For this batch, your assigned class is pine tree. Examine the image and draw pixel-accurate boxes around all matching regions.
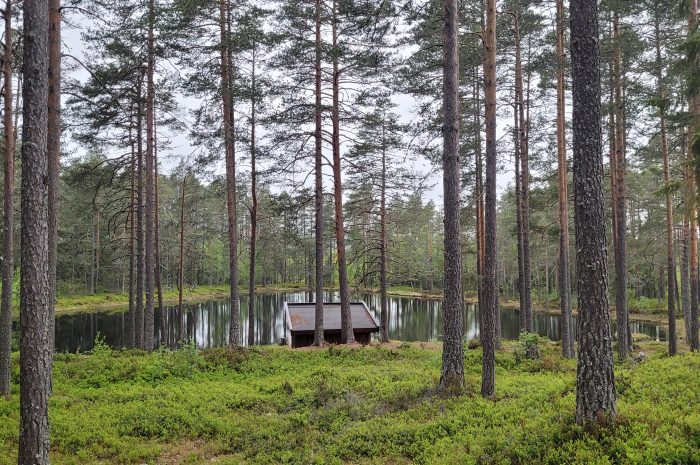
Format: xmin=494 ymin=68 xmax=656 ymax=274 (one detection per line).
xmin=556 ymin=0 xmax=574 ymax=359
xmin=570 ymin=0 xmax=616 ymax=424
xmin=610 ymin=6 xmax=630 ymax=360
xmin=652 ymin=0 xmax=677 ymax=355
xmin=440 ymin=0 xmax=464 ymax=389
xmin=482 ymin=0 xmax=498 ymax=398
xmin=347 ymin=95 xmax=411 ymax=344
xmin=0 ymin=0 xmax=15 ymax=397
xmin=688 ymin=0 xmax=700 ymax=351
xmin=19 ymin=0 xmax=52 ymax=461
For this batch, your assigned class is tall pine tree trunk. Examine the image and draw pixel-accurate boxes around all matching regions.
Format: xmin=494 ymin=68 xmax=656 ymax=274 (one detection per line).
xmin=689 ymin=0 xmax=700 ymax=351
xmin=682 ymin=218 xmax=692 ymax=341
xmin=612 ymin=11 xmax=629 ymax=359
xmin=178 ymin=175 xmax=186 ymax=339
xmin=654 ymin=4 xmax=677 ymax=355
xmin=0 ymin=0 xmax=14 ymax=396
xmin=514 ymin=5 xmax=532 ymax=331
xmin=379 ymin=117 xmax=389 ymax=343
xmin=608 ymin=64 xmax=618 ymax=271
xmin=440 ymin=0 xmax=464 ymax=390
xmin=690 ymin=186 xmax=699 ymax=350
xmin=330 ymin=0 xmax=354 ymax=344
xmin=313 ymin=0 xmax=324 ymax=346
xmin=144 ymin=0 xmax=156 ymax=351
xmin=128 ymin=134 xmax=136 ymax=348
xmin=556 ymin=0 xmax=574 ymax=359
xmin=91 ymin=203 xmax=100 ymax=294
xmin=570 ymin=0 xmax=616 ymax=424
xmin=18 ymin=0 xmax=52 ymax=460
xmin=135 ymin=91 xmax=145 ymax=349
xmin=514 ymin=94 xmax=525 ymax=327
xmin=220 ymin=0 xmax=240 ymax=346
xmin=482 ymin=0 xmax=498 ymax=398
xmin=475 ymin=67 xmax=484 ymax=344
xmin=48 ymin=0 xmax=60 ymax=356
xmin=248 ymin=51 xmax=258 ymax=346
xmin=154 ymin=112 xmax=165 ymax=345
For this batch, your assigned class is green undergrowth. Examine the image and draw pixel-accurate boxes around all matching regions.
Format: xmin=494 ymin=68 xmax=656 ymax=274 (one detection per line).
xmin=0 ymin=340 xmax=698 ymax=464
xmin=628 ymin=296 xmax=666 ymax=315
xmin=48 ymin=283 xmax=311 ymax=316
xmin=54 ymin=284 xmax=231 ymax=311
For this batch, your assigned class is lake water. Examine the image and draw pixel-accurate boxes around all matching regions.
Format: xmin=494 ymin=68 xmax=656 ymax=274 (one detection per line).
xmin=52 ymin=291 xmax=666 ymax=352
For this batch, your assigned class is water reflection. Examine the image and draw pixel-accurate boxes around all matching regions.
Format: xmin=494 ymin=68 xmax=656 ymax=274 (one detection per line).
xmin=52 ymin=291 xmax=666 ymax=352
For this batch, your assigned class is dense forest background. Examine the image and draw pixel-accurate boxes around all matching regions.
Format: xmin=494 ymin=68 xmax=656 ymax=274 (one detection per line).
xmin=33 ymin=0 xmax=683 ymax=309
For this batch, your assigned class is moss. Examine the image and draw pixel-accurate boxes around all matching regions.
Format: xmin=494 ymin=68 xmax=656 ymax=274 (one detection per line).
xmin=0 ymin=341 xmax=698 ymax=464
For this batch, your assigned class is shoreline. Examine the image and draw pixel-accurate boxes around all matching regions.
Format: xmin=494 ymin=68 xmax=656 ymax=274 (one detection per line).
xmin=49 ymin=285 xmax=675 ymax=329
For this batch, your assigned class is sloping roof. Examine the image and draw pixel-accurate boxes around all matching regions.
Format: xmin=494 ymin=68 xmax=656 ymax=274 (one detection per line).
xmin=285 ymin=302 xmax=379 ymax=333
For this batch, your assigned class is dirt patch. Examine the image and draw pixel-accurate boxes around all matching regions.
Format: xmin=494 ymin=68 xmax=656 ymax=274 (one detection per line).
xmin=156 ymin=439 xmax=209 ymax=464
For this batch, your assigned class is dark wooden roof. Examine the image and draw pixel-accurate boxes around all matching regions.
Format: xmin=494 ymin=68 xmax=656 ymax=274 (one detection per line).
xmin=285 ymin=302 xmax=379 ymax=334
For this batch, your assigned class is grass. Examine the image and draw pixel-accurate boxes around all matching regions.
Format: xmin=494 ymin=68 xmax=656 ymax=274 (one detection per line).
xmin=0 ymin=339 xmax=698 ymax=464
xmin=628 ymin=296 xmax=666 ymax=315
xmin=47 ymin=283 xmax=312 ymax=316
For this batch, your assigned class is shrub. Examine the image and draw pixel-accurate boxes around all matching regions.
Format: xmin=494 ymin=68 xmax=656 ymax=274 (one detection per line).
xmin=516 ymin=331 xmax=543 ymax=361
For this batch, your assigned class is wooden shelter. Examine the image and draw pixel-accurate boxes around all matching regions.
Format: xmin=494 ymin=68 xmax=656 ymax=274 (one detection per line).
xmin=284 ymin=302 xmax=379 ymax=348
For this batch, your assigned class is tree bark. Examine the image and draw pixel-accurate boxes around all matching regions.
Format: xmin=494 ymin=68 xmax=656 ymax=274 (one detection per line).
xmin=330 ymin=0 xmax=354 ymax=344
xmin=0 ymin=0 xmax=14 ymax=396
xmin=439 ymin=0 xmax=464 ymax=389
xmin=313 ymin=0 xmax=324 ymax=346
xmin=654 ymin=4 xmax=677 ymax=355
xmin=12 ymin=71 xmax=19 ymax=140
xmin=514 ymin=5 xmax=532 ymax=332
xmin=178 ymin=175 xmax=186 ymax=340
xmin=379 ymin=115 xmax=389 ymax=343
xmin=690 ymin=191 xmax=699 ymax=350
xmin=135 ymin=88 xmax=145 ymax=350
xmin=128 ymin=133 xmax=136 ymax=348
xmin=682 ymin=218 xmax=692 ymax=341
xmin=154 ymin=109 xmax=164 ymax=345
xmin=612 ymin=11 xmax=629 ymax=360
xmin=48 ymin=0 xmax=60 ymax=358
xmin=570 ymin=0 xmax=616 ymax=424
xmin=19 ymin=0 xmax=52 ymax=461
xmin=91 ymin=204 xmax=100 ymax=293
xmin=482 ymin=0 xmax=498 ymax=398
xmin=689 ymin=0 xmax=700 ymax=352
xmin=473 ymin=58 xmax=497 ymax=347
xmin=220 ymin=0 xmax=240 ymax=346
xmin=514 ymin=92 xmax=525 ymax=329
xmin=475 ymin=67 xmax=484 ymax=344
xmin=556 ymin=0 xmax=574 ymax=359
xmin=514 ymin=20 xmax=524 ymax=329
xmin=143 ymin=0 xmax=156 ymax=351
xmin=248 ymin=49 xmax=258 ymax=346
xmin=608 ymin=64 xmax=618 ymax=268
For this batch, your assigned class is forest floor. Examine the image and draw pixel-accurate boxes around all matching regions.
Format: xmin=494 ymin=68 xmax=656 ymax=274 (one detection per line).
xmin=0 ymin=339 xmax=698 ymax=464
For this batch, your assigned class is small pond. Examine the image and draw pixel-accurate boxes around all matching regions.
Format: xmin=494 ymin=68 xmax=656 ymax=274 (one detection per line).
xmin=51 ymin=291 xmax=666 ymax=352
